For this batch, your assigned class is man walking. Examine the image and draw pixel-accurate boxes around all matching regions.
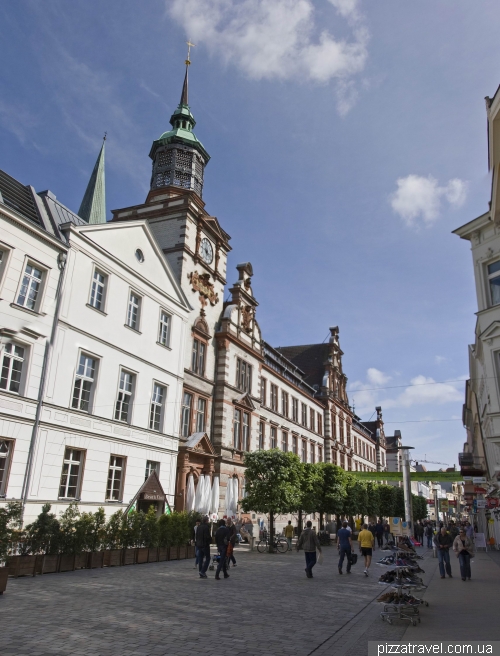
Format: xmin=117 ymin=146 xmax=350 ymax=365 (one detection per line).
xmin=196 ymin=516 xmax=211 ymax=579
xmin=284 ymin=520 xmax=294 ymax=551
xmin=425 ymin=523 xmax=434 ymax=548
xmin=193 ymin=519 xmax=201 ymax=569
xmin=296 ymin=520 xmax=321 ymax=578
xmin=337 ymin=521 xmax=352 ymax=574
xmin=214 ymin=519 xmax=230 ymax=580
xmin=374 ymin=520 xmax=384 ymax=548
xmin=226 ymin=517 xmax=237 ymax=567
xmin=434 ymin=526 xmax=453 ymax=579
xmin=358 ymin=523 xmax=374 ymax=576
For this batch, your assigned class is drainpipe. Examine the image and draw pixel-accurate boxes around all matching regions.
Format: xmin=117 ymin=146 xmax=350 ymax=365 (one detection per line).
xmin=20 ymin=250 xmax=67 ymax=525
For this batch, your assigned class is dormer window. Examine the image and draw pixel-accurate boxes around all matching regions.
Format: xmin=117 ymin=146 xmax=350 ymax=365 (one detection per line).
xmin=488 ymin=261 xmax=500 ymax=306
xmin=182 ymin=121 xmax=186 ymax=129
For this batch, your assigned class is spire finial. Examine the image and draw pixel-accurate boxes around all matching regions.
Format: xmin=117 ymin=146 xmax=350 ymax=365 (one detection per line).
xmin=180 ymin=41 xmax=195 ymax=106
xmin=103 ymin=131 xmax=107 ymax=141
xmin=185 ymin=39 xmax=196 ymax=66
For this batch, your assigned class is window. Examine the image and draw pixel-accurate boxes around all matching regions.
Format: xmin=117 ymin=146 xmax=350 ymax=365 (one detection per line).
xmin=488 ymin=260 xmax=500 ymax=305
xmin=149 ymin=384 xmax=165 ymax=431
xmin=233 ymin=409 xmax=241 ymax=449
xmin=191 ymin=339 xmax=206 ymax=376
xmin=270 ymin=385 xmax=278 ymax=411
xmin=340 ymin=453 xmax=345 ymax=469
xmin=181 ymin=392 xmax=193 ymax=437
xmin=292 ymin=398 xmax=298 ymax=422
xmin=281 ymin=431 xmax=288 ymax=452
xmin=311 ymin=443 xmax=316 ymax=463
xmin=72 ymin=354 xmax=96 ymax=412
xmin=281 ymin=391 xmax=289 ymax=417
xmin=1 ymin=343 xmax=25 ymax=393
xmin=115 ymin=370 xmax=134 ymax=423
xmin=158 ymin=311 xmax=171 ymax=346
xmin=236 ymin=358 xmax=252 ymax=393
xmin=301 ymin=403 xmax=307 ymax=426
xmin=347 ymin=429 xmax=351 ymax=448
xmin=270 ymin=426 xmax=277 ymax=449
xmin=301 ymin=440 xmax=307 ymax=463
xmin=292 ymin=435 xmax=298 ymax=455
xmin=59 ymin=448 xmax=85 ymax=499
xmin=0 ymin=439 xmax=14 ymax=495
xmin=195 ymin=397 xmax=206 ymax=433
xmin=310 ymin=408 xmax=315 ymax=432
xmin=354 ymin=436 xmax=358 ymax=454
xmin=347 ymin=456 xmax=352 ymax=471
xmin=332 ymin=449 xmax=338 ymax=465
xmin=17 ymin=262 xmax=43 ymax=310
xmin=318 ymin=445 xmax=323 ymax=462
xmin=106 ymin=455 xmax=125 ymax=501
xmin=260 ymin=378 xmax=267 ymax=405
xmin=145 ymin=460 xmax=160 ymax=481
xmin=317 ymin=413 xmax=323 ymax=435
xmin=89 ymin=270 xmax=106 ymax=311
xmin=339 ymin=420 xmax=345 ymax=444
xmin=126 ymin=292 xmax=141 ymax=330
xmin=258 ymin=422 xmax=265 ymax=450
xmin=242 ymin=413 xmax=250 ymax=451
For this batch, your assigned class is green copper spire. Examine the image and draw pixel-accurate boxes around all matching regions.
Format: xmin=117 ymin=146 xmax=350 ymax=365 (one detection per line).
xmin=78 ymin=136 xmax=106 ymax=224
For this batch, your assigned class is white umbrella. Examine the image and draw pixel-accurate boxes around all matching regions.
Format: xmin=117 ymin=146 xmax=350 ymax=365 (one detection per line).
xmin=201 ymin=475 xmax=212 ymax=515
xmin=194 ymin=474 xmax=204 ymax=512
xmin=210 ymin=476 xmax=220 ymax=518
xmin=231 ymin=478 xmax=239 ymax=516
xmin=186 ymin=474 xmax=195 ymax=512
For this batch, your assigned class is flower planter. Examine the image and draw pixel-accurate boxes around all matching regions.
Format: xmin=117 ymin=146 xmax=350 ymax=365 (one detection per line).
xmin=178 ymin=545 xmax=187 ymax=560
xmin=158 ymin=547 xmax=168 ymax=562
xmin=0 ymin=567 xmax=8 ymax=594
xmin=168 ymin=546 xmax=178 ymax=560
xmin=89 ymin=551 xmax=104 ymax=569
xmin=58 ymin=554 xmax=76 ymax=572
xmin=74 ymin=553 xmax=88 ymax=570
xmin=108 ymin=549 xmax=122 ymax=567
xmin=122 ymin=548 xmax=136 ymax=565
xmin=187 ymin=545 xmax=195 ymax=559
xmin=148 ymin=548 xmax=158 ymax=563
xmin=6 ymin=555 xmax=37 ymax=578
xmin=136 ymin=547 xmax=149 ymax=564
xmin=42 ymin=555 xmax=59 ymax=574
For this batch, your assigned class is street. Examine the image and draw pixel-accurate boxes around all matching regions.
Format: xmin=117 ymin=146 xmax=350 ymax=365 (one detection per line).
xmin=2 ymin=545 xmax=500 ymax=656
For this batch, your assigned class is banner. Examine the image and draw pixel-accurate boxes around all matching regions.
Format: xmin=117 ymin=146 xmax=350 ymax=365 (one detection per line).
xmin=389 ymin=517 xmax=402 ymax=535
xmin=440 ymin=499 xmax=449 ymax=511
xmin=353 ymin=471 xmax=463 ymax=482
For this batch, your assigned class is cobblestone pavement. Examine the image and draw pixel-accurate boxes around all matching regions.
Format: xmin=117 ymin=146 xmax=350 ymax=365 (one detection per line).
xmin=0 ymin=545 xmax=452 ymax=656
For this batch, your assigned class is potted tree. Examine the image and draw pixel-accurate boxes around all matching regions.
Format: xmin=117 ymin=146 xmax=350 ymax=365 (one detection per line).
xmin=0 ymin=502 xmax=23 ymax=592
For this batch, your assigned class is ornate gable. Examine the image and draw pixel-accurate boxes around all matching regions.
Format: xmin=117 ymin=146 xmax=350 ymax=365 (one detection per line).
xmin=183 ymin=431 xmax=217 ymax=456
xmin=233 ymin=392 xmax=256 ymax=410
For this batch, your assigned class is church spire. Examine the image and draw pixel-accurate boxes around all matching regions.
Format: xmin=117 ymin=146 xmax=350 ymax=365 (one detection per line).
xmin=78 ymin=135 xmax=106 ymax=224
xmin=180 ymin=67 xmax=189 ymax=106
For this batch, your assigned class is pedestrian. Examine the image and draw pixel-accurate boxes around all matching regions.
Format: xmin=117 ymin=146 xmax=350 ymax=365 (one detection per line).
xmin=296 ymin=520 xmax=321 ymax=578
xmin=425 ymin=523 xmax=434 ymax=549
xmin=226 ymin=517 xmax=237 ymax=567
xmin=449 ymin=521 xmax=459 ymax=540
xmin=383 ymin=521 xmax=391 ymax=544
xmin=284 ymin=520 xmax=294 ymax=552
xmin=374 ymin=520 xmax=384 ymax=548
xmin=196 ymin=516 xmax=212 ymax=579
xmin=193 ymin=519 xmax=201 ymax=569
xmin=214 ymin=519 xmax=230 ymax=580
xmin=453 ymin=528 xmax=475 ymax=581
xmin=358 ymin=523 xmax=374 ymax=576
xmin=337 ymin=521 xmax=352 ymax=575
xmin=465 ymin=521 xmax=474 ymax=540
xmin=434 ymin=526 xmax=453 ymax=579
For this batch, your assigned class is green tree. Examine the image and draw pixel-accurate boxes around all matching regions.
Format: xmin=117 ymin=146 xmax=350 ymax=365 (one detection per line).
xmin=393 ymin=486 xmax=405 ymax=519
xmin=0 ymin=501 xmax=23 ymax=562
xmin=378 ymin=485 xmax=396 ymax=519
xmin=143 ymin=506 xmax=159 ymax=548
xmin=365 ymin=482 xmax=380 ymax=519
xmin=412 ymin=495 xmax=428 ymax=521
xmin=343 ymin=476 xmax=367 ymax=522
xmin=25 ymin=503 xmax=60 ymax=555
xmin=242 ymin=449 xmax=302 ymax=552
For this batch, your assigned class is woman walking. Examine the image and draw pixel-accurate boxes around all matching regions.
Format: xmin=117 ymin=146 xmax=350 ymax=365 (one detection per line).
xmin=453 ymin=528 xmax=475 ymax=581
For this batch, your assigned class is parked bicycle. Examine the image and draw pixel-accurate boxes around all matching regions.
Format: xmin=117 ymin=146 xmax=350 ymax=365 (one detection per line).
xmin=257 ymin=536 xmax=288 ymax=553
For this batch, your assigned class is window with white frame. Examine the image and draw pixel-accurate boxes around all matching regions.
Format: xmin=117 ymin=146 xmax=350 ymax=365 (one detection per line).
xmin=310 ymin=408 xmax=315 ymax=432
xmin=89 ymin=269 xmax=107 ymax=311
xmin=281 ymin=391 xmax=289 ymax=417
xmin=191 ymin=338 xmax=206 ymax=376
xmin=149 ymin=383 xmax=165 ymax=431
xmin=311 ymin=443 xmax=316 ymax=463
xmin=0 ymin=247 xmax=10 ymax=287
xmin=115 ymin=370 xmax=134 ymax=423
xmin=106 ymin=455 xmax=126 ymax=501
xmin=301 ymin=403 xmax=307 ymax=427
xmin=233 ymin=408 xmax=241 ymax=449
xmin=292 ymin=398 xmax=298 ymax=422
xmin=270 ymin=426 xmax=277 ymax=449
xmin=281 ymin=431 xmax=288 ymax=452
xmin=242 ymin=412 xmax=250 ymax=451
xmin=236 ymin=358 xmax=252 ymax=393
xmin=59 ymin=448 xmax=85 ymax=499
xmin=181 ymin=392 xmax=193 ymax=437
xmin=126 ymin=291 xmax=141 ymax=330
xmin=317 ymin=412 xmax=323 ymax=435
xmin=301 ymin=440 xmax=307 ymax=463
xmin=195 ymin=397 xmax=206 ymax=433
xmin=0 ymin=439 xmax=14 ymax=495
xmin=0 ymin=343 xmax=25 ymax=394
xmin=270 ymin=384 xmax=278 ymax=411
xmin=292 ymin=435 xmax=298 ymax=455
xmin=258 ymin=421 xmax=265 ymax=450
xmin=145 ymin=460 xmax=160 ymax=481
xmin=318 ymin=445 xmax=323 ymax=462
xmin=17 ymin=262 xmax=43 ymax=311
xmin=72 ymin=354 xmax=97 ymax=412
xmin=260 ymin=378 xmax=267 ymax=405
xmin=158 ymin=311 xmax=171 ymax=346
xmin=488 ymin=261 xmax=500 ymax=306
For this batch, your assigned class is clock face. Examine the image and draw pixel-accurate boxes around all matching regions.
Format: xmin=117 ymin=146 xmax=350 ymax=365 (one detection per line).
xmin=200 ymin=237 xmax=213 ymax=264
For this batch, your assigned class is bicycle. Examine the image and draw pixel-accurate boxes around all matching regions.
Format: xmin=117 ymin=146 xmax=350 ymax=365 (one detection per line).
xmin=257 ymin=537 xmax=288 ymax=553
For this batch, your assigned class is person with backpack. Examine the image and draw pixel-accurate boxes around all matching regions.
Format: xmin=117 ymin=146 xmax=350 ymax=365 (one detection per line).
xmin=296 ymin=520 xmax=322 ymax=578
xmin=214 ymin=519 xmax=230 ymax=580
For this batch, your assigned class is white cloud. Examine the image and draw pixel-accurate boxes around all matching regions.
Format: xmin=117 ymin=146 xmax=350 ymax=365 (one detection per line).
xmin=435 ymin=355 xmax=446 ymax=364
xmin=366 ymin=367 xmax=391 ymax=386
xmin=386 ymin=375 xmax=462 ymax=408
xmin=390 ymin=174 xmax=468 ymax=227
xmin=168 ymin=0 xmax=369 ymax=114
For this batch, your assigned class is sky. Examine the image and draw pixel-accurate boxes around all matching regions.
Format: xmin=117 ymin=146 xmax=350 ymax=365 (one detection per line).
xmin=1 ymin=0 xmax=499 ymax=467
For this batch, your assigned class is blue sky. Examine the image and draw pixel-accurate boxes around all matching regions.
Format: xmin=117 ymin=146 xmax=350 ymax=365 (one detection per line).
xmin=1 ymin=0 xmax=499 ymax=467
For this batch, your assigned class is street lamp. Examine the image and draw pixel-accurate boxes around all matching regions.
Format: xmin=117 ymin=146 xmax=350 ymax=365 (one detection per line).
xmin=395 ymin=445 xmax=415 ymax=529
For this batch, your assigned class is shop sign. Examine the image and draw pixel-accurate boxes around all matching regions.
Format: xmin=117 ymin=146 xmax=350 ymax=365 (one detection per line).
xmin=448 ymin=499 xmax=457 ymax=506
xmin=474 ymin=486 xmax=487 ymax=494
xmin=474 ymin=499 xmax=486 ymax=509
xmin=390 ymin=517 xmax=402 ymax=535
xmin=473 ymin=477 xmax=487 ymax=484
xmin=143 ymin=493 xmax=166 ymax=501
xmin=426 ymin=499 xmax=434 ymax=505
xmin=486 ymin=498 xmax=500 ymax=509
xmin=440 ymin=500 xmax=449 ymax=511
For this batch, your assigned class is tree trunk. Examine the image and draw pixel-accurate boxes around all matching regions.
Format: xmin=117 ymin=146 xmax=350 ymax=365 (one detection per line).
xmin=319 ymin=512 xmax=324 ymax=531
xmin=298 ymin=509 xmax=303 ymax=535
xmin=268 ymin=511 xmax=274 ymax=554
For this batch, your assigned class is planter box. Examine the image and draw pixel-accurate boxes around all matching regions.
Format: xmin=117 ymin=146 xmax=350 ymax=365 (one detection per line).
xmin=108 ymin=549 xmax=122 ymax=567
xmin=122 ymin=548 xmax=136 ymax=565
xmin=0 ymin=567 xmax=8 ymax=594
xmin=158 ymin=547 xmax=168 ymax=562
xmin=58 ymin=554 xmax=76 ymax=572
xmin=178 ymin=545 xmax=187 ymax=560
xmin=148 ymin=548 xmax=158 ymax=563
xmin=6 ymin=555 xmax=37 ymax=578
xmin=136 ymin=548 xmax=148 ymax=564
xmin=187 ymin=545 xmax=195 ymax=559
xmin=75 ymin=553 xmax=88 ymax=570
xmin=168 ymin=546 xmax=178 ymax=560
xmin=34 ymin=555 xmax=45 ymax=575
xmin=42 ymin=555 xmax=59 ymax=574
xmin=89 ymin=551 xmax=104 ymax=569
